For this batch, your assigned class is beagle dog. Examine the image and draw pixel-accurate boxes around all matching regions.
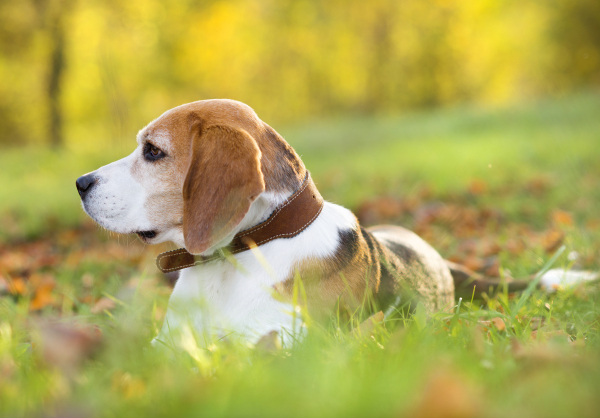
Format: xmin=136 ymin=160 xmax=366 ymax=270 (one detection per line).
xmin=75 ymin=99 xmax=514 ymax=347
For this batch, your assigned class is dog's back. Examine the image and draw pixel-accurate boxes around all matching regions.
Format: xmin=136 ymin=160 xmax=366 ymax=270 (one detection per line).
xmin=369 ymin=225 xmax=454 ymax=314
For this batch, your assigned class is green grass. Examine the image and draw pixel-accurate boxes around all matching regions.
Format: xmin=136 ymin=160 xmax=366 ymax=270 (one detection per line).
xmin=2 ymin=92 xmax=599 ymax=240
xmin=285 ymin=92 xmax=600 ymax=222
xmin=1 ymin=93 xmax=600 ymax=417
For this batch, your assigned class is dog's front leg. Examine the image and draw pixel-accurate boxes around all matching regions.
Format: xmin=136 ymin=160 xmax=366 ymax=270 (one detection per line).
xmin=152 ymin=298 xmax=210 ymax=351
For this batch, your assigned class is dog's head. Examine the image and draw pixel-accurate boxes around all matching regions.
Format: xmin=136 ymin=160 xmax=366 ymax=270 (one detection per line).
xmin=76 ymin=99 xmax=305 ymax=255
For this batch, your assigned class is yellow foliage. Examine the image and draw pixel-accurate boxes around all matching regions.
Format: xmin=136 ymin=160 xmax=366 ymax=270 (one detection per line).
xmin=0 ymin=0 xmax=598 ymax=145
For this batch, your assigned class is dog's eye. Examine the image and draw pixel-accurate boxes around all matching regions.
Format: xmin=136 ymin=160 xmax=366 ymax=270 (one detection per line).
xmin=144 ymin=143 xmax=165 ymax=161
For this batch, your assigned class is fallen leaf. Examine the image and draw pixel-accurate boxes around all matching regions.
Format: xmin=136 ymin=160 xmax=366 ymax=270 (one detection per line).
xmin=29 ymin=274 xmax=57 ymax=311
xmin=462 ymin=256 xmax=484 ymax=272
xmin=81 ymin=273 xmax=94 ymax=288
xmin=35 ymin=321 xmax=102 ymax=375
xmin=7 ymin=277 xmax=27 ymax=295
xmin=410 ymin=368 xmax=481 ymax=418
xmin=585 ymin=219 xmax=600 ymax=230
xmin=478 ymin=317 xmax=505 ymax=332
xmin=468 ymin=179 xmax=488 ymax=195
xmin=352 ymin=311 xmax=385 ymax=337
xmin=91 ymin=297 xmax=116 ymax=314
xmin=541 ymin=230 xmax=564 ymax=253
xmin=483 ymin=258 xmax=500 ymax=277
xmin=356 ymin=197 xmax=404 ymax=224
xmin=552 ymin=210 xmax=574 ymax=227
xmin=505 ymin=238 xmax=526 ymax=255
xmin=526 ymin=176 xmax=552 ymax=196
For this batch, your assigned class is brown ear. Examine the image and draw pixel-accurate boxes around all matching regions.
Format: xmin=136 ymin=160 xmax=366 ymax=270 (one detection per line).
xmin=183 ymin=125 xmax=265 ymax=254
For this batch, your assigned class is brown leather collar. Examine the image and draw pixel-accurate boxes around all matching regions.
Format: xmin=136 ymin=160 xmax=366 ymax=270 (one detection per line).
xmin=156 ymin=172 xmax=324 ymax=273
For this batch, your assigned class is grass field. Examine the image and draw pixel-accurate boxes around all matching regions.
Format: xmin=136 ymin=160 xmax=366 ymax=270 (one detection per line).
xmin=1 ymin=93 xmax=600 ymax=417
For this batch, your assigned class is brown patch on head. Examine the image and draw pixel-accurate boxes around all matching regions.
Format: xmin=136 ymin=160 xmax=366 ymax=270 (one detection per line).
xmin=146 ymin=99 xmax=306 ymax=194
xmin=127 ymin=99 xmax=307 ymax=249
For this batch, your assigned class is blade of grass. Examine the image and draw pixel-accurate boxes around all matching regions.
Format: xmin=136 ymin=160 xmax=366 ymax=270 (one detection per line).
xmin=513 ymin=245 xmax=566 ymax=317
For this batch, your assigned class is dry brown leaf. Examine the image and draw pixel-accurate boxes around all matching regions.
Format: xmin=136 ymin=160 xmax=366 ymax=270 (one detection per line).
xmin=81 ymin=273 xmax=94 ymax=288
xmin=541 ymin=230 xmax=565 ymax=253
xmin=29 ymin=274 xmax=57 ymax=311
xmin=483 ymin=258 xmax=500 ymax=277
xmin=91 ymin=297 xmax=116 ymax=314
xmin=480 ymin=239 xmax=501 ymax=257
xmin=490 ymin=317 xmax=505 ymax=331
xmin=462 ymin=256 xmax=484 ymax=272
xmin=0 ymin=251 xmax=29 ymax=272
xmin=468 ymin=179 xmax=488 ymax=195
xmin=7 ymin=277 xmax=27 ymax=295
xmin=410 ymin=368 xmax=482 ymax=418
xmin=36 ymin=321 xmax=102 ymax=375
xmin=585 ymin=219 xmax=600 ymax=230
xmin=505 ymin=238 xmax=526 ymax=255
xmin=352 ymin=311 xmax=385 ymax=337
xmin=552 ymin=210 xmax=574 ymax=227
xmin=478 ymin=317 xmax=505 ymax=332
xmin=526 ymin=176 xmax=552 ymax=196
xmin=356 ymin=197 xmax=404 ymax=224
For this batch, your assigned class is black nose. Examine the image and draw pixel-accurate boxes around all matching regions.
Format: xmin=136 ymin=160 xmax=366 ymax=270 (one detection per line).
xmin=76 ymin=174 xmax=97 ymax=198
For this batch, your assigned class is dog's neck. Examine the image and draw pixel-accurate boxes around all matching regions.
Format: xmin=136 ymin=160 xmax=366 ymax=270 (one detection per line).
xmin=237 ymin=190 xmax=293 ymax=233
xmin=195 ymin=182 xmax=304 ymax=257
xmin=193 ymin=161 xmax=308 ymax=256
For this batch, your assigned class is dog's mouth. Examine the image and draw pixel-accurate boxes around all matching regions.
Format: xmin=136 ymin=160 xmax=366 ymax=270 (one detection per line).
xmin=136 ymin=230 xmax=157 ymax=241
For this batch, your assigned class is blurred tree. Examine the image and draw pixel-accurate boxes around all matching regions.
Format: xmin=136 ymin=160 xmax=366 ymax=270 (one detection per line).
xmin=0 ymin=0 xmax=72 ymax=147
xmin=44 ymin=0 xmax=72 ymax=148
xmin=0 ymin=0 xmax=41 ymax=145
xmin=548 ymin=0 xmax=600 ymax=90
xmin=0 ymin=0 xmax=599 ymax=147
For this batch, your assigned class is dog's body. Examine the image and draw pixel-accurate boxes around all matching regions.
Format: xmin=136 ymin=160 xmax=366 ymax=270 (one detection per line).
xmin=161 ymin=211 xmax=454 ymax=345
xmin=75 ymin=99 xmax=477 ymax=346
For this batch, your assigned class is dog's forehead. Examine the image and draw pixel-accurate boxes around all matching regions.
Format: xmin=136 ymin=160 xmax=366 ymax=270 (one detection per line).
xmin=136 ymin=108 xmax=189 ymax=152
xmin=138 ymin=99 xmax=263 ymax=148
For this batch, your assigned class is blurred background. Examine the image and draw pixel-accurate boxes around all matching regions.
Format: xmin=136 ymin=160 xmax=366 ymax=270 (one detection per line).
xmin=1 ymin=0 xmax=599 ymax=271
xmin=1 ymin=2 xmax=600 ymax=416
xmin=0 ymin=0 xmax=599 ymax=254
xmin=1 ymin=0 xmax=599 ymax=148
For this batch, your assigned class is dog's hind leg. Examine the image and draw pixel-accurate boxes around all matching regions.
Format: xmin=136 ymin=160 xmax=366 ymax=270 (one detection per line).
xmin=444 ymin=260 xmax=529 ymax=298
xmin=445 ymin=260 xmax=599 ymax=298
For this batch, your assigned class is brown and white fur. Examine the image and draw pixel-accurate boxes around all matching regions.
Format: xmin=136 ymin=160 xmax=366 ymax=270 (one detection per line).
xmin=76 ymin=99 xmax=594 ymax=348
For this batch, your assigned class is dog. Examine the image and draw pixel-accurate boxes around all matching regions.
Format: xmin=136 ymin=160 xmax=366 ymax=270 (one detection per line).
xmin=76 ymin=99 xmax=593 ymax=347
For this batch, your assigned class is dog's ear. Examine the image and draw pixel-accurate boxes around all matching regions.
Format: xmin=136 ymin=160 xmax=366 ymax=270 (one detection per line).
xmin=183 ymin=125 xmax=265 ymax=254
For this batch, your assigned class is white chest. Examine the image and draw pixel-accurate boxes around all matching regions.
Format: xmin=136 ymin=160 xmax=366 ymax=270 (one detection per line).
xmin=155 ymin=202 xmax=357 ymax=347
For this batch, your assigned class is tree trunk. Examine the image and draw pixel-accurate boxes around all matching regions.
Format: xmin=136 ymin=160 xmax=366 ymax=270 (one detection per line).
xmin=48 ymin=11 xmax=65 ymax=148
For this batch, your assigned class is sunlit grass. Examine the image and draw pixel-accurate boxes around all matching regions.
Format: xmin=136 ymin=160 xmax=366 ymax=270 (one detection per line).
xmin=1 ymin=93 xmax=600 ymax=417
xmin=1 ymin=265 xmax=599 ymax=417
xmin=3 ymin=92 xmax=598 ymax=241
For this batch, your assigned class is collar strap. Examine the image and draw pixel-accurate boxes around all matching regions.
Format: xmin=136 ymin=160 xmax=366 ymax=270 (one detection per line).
xmin=156 ymin=172 xmax=324 ymax=273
